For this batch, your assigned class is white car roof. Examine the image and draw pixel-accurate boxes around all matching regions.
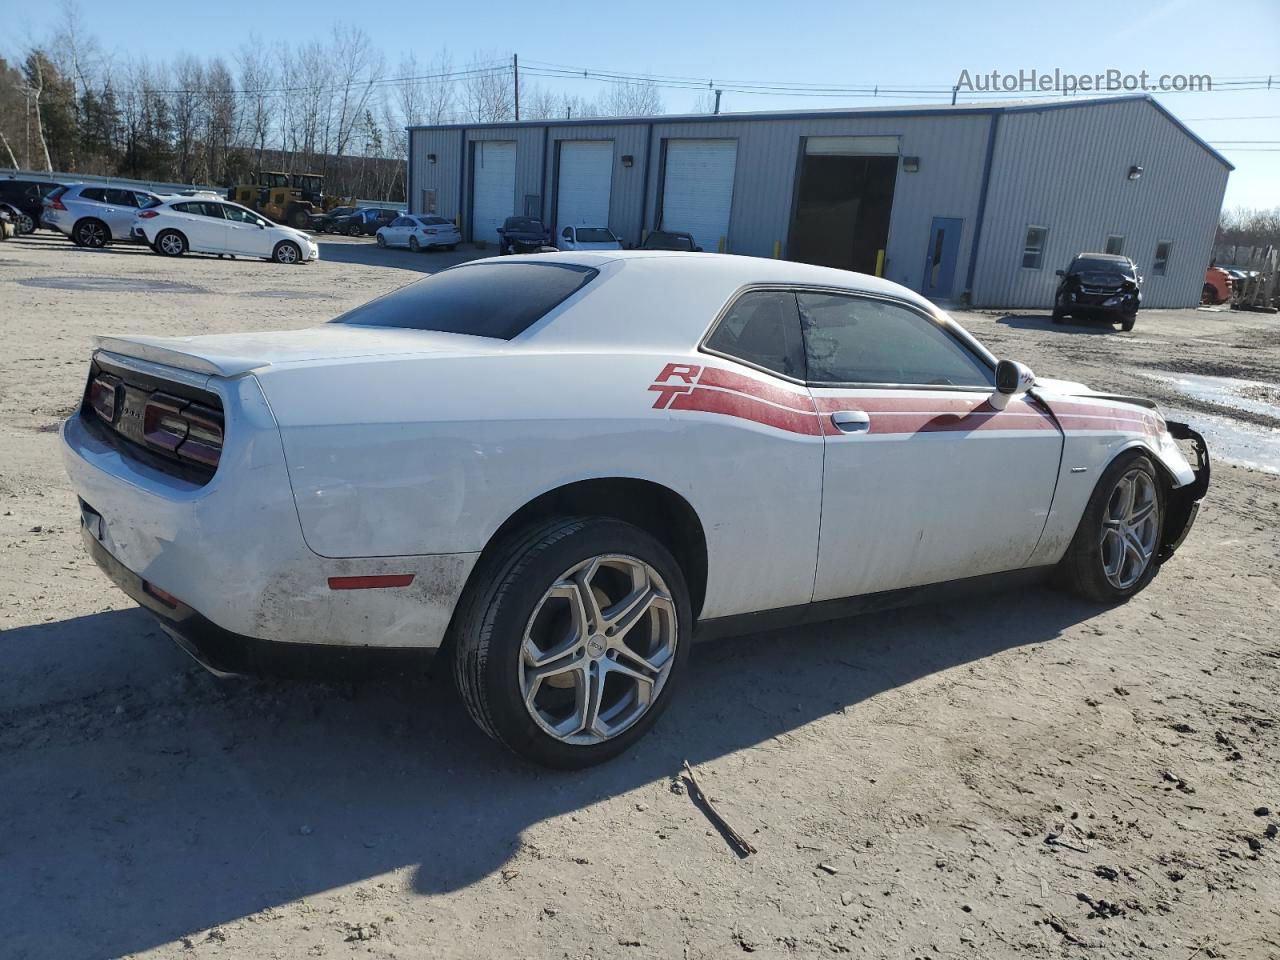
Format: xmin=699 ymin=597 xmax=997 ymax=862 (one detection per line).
xmin=505 ymin=251 xmax=944 ymax=351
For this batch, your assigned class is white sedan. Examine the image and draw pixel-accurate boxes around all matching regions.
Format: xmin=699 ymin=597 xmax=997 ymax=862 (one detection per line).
xmin=62 ymin=253 xmax=1208 ymax=767
xmin=557 ymin=226 xmax=623 ymax=251
xmin=376 ymin=214 xmax=461 ymax=252
xmin=134 ymin=198 xmax=319 ymax=264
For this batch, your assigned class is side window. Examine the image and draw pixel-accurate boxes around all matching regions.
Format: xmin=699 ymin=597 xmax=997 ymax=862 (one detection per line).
xmin=797 ymin=293 xmax=993 ymax=388
xmin=704 ymin=290 xmax=805 ymax=379
xmin=194 ymin=202 xmax=225 ymax=219
xmin=105 ymin=188 xmax=135 ymax=206
xmin=1022 ymin=225 xmax=1047 ymax=270
xmin=1105 ymin=235 xmax=1125 ymax=256
xmin=80 ymin=187 xmax=109 ymax=203
xmin=1153 ymin=241 xmax=1171 ymax=276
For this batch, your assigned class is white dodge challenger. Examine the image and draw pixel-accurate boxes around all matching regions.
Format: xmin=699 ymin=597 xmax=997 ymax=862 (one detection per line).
xmin=62 ymin=252 xmax=1209 ymax=767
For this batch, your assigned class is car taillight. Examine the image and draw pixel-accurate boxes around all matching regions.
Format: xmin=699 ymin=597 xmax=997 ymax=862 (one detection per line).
xmin=50 ymin=195 xmax=67 ymax=211
xmin=142 ymin=393 xmax=224 ymax=467
xmin=88 ymin=374 xmax=121 ymax=421
xmin=424 ymin=229 xmax=438 ymax=235
xmin=138 ymin=210 xmax=159 ymax=219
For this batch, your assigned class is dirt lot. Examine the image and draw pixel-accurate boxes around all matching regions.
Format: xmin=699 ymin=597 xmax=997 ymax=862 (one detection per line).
xmin=1 ymin=231 xmax=1278 ymax=960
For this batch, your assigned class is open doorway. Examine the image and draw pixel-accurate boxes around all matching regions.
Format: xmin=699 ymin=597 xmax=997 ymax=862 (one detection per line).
xmin=788 ymin=139 xmax=898 ymax=274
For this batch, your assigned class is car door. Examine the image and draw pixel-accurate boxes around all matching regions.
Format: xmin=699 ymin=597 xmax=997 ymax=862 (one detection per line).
xmin=799 ymin=290 xmax=1063 ymax=601
xmin=177 ymin=201 xmax=229 ymax=253
xmin=221 ymin=203 xmax=274 ymax=256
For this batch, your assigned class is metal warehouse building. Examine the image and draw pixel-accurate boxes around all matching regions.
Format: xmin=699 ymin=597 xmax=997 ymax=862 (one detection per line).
xmin=407 ymin=94 xmax=1231 ymax=308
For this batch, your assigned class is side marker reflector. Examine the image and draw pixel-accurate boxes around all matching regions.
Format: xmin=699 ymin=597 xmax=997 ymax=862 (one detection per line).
xmin=327 ymin=574 xmax=415 ymax=590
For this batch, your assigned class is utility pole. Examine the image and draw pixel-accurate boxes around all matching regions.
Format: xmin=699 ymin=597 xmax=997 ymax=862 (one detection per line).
xmin=513 ymin=53 xmax=520 ymax=121
xmin=951 ymin=85 xmax=958 ymax=105
xmin=713 ymin=89 xmax=722 ymax=114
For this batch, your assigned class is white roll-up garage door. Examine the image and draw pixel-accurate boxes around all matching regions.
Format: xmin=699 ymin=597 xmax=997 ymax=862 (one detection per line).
xmin=660 ymin=139 xmax=737 ymax=253
xmin=471 ymin=140 xmax=516 ymax=244
xmin=556 ymin=141 xmax=614 ymax=235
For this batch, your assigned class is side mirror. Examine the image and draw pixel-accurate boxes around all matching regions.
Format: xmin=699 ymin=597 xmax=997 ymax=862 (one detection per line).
xmin=1054 ymin=269 xmax=1065 ymax=277
xmin=496 ymin=227 xmax=505 ymax=234
xmin=991 ymin=359 xmax=1035 ymax=410
xmin=257 ymin=221 xmax=266 ymax=229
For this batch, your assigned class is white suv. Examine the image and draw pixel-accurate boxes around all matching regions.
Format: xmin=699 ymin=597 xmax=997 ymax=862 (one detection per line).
xmin=44 ymin=184 xmax=160 ymax=247
xmin=134 ymin=198 xmax=319 ymax=264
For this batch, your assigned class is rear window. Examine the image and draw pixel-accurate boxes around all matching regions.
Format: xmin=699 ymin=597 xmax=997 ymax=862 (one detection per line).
xmin=332 ymin=262 xmax=598 ymax=340
xmin=576 ymin=228 xmax=615 ymax=243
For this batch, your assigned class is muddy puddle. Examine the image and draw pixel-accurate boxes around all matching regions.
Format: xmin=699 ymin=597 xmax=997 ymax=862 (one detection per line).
xmin=1142 ymin=370 xmax=1280 ymax=473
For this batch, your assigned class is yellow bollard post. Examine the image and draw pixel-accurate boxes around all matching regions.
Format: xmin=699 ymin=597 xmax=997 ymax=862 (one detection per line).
xmin=773 ymin=240 xmax=781 ymax=259
xmin=718 ymin=236 xmax=726 ymax=253
xmin=875 ymin=249 xmax=885 ymax=277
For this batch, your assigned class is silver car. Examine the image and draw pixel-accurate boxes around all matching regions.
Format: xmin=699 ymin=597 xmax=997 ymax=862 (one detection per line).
xmin=44 ymin=184 xmax=160 ymax=248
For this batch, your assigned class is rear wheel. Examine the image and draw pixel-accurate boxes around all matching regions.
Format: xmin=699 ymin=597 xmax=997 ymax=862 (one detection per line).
xmin=347 ymin=224 xmax=362 ymax=237
xmin=1057 ymin=450 xmax=1164 ymax=603
xmin=74 ymin=218 xmax=109 ymax=248
xmin=155 ymin=229 xmax=186 ymax=257
xmin=408 ymin=236 xmax=420 ymax=252
xmin=273 ymin=240 xmax=301 ymax=264
xmin=16 ymin=212 xmax=34 ymax=234
xmin=1201 ymin=283 xmax=1216 ymax=305
xmin=452 ymin=516 xmax=690 ymax=768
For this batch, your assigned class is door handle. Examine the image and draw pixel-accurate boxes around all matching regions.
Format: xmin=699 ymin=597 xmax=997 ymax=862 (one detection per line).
xmin=830 ymin=410 xmax=871 ymax=433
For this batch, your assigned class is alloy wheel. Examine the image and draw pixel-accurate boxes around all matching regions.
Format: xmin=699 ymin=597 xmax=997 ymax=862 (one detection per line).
xmin=158 ymin=233 xmax=184 ymax=255
xmin=276 ymin=243 xmax=299 ymax=263
xmin=18 ymin=213 xmax=34 ymax=233
xmin=519 ymin=554 xmax=678 ymax=745
xmin=79 ymin=222 xmax=106 ymax=247
xmin=1099 ymin=468 xmax=1158 ymax=589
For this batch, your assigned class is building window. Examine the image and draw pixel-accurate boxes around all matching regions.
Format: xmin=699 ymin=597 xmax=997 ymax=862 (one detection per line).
xmin=1153 ymin=241 xmax=1172 ymax=276
xmin=1021 ymin=225 xmax=1048 ymax=270
xmin=1105 ymin=235 xmax=1125 ymax=256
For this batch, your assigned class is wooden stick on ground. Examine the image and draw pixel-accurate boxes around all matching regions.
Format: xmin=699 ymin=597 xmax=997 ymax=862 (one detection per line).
xmin=682 ymin=760 xmax=758 ymax=856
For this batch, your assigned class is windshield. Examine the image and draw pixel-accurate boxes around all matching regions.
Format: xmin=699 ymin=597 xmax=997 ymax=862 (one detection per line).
xmin=504 ymin=218 xmax=543 ymax=232
xmin=575 ymin=228 xmax=615 ymax=243
xmin=1070 ymin=257 xmax=1132 ymax=276
xmin=331 ymin=262 xmax=598 ymax=340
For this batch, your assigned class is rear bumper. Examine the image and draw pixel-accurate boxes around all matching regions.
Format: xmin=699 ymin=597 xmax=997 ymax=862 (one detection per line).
xmin=62 ymin=368 xmax=477 ymax=652
xmin=1158 ymin=421 xmax=1210 ymax=562
xmin=82 ymin=525 xmax=431 ymax=679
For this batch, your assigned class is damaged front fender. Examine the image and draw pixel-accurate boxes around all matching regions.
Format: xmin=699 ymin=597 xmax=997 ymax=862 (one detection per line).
xmin=1158 ymin=421 xmax=1210 ymax=563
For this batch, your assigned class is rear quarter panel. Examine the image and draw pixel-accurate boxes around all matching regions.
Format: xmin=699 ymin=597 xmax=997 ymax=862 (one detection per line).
xmin=257 ymin=351 xmax=825 ymax=618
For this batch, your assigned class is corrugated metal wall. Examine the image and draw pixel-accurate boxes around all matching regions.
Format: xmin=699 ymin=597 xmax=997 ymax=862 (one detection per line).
xmin=409 ymin=99 xmax=1228 ymax=307
xmin=974 ymin=99 xmax=1229 ymax=308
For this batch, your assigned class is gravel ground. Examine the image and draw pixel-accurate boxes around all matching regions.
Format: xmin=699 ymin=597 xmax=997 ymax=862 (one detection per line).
xmin=1 ymin=231 xmax=1278 ymax=960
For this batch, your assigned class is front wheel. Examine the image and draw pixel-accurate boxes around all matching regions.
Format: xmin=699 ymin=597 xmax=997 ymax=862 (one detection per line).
xmin=1120 ymin=312 xmax=1137 ymax=332
xmin=155 ymin=229 xmax=187 ymax=257
xmin=347 ymin=224 xmax=362 ymax=237
xmin=273 ymin=240 xmax=302 ymax=264
xmin=16 ymin=212 xmax=34 ymax=234
xmin=452 ymin=517 xmax=691 ymax=769
xmin=376 ymin=233 xmax=386 ymax=248
xmin=1057 ymin=450 xmax=1165 ymax=603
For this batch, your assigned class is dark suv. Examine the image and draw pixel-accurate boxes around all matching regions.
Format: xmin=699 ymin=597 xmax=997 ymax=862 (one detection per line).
xmin=0 ymin=178 xmax=64 ymax=233
xmin=497 ymin=217 xmax=551 ymax=255
xmin=1052 ymin=253 xmax=1142 ymax=330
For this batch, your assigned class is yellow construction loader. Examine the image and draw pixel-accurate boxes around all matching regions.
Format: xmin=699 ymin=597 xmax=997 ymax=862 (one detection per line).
xmin=227 ymin=171 xmax=347 ymax=229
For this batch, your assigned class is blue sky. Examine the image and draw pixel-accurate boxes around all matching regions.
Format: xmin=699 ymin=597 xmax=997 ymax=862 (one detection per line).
xmin=6 ymin=0 xmax=1278 ymax=207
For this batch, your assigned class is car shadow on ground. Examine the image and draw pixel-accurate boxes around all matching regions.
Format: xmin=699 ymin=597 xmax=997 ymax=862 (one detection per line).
xmin=997 ymin=313 xmax=1120 ymax=334
xmin=316 ymin=237 xmax=485 ymax=274
xmin=0 ymin=581 xmax=1105 ymax=959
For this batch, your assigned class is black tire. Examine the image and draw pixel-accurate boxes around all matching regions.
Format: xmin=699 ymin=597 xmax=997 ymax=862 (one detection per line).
xmin=273 ymin=240 xmax=302 ymax=264
xmin=1057 ymin=450 xmax=1165 ymax=603
xmin=74 ymin=218 xmax=110 ymax=248
xmin=376 ymin=233 xmax=387 ymax=248
xmin=1051 ymin=309 xmax=1066 ymax=324
xmin=16 ymin=212 xmax=34 ymax=234
xmin=445 ymin=243 xmax=457 ymax=252
xmin=1201 ymin=283 xmax=1216 ymax=305
xmin=287 ymin=207 xmax=309 ymax=229
xmin=451 ymin=516 xmax=692 ymax=769
xmin=1120 ymin=311 xmax=1137 ymax=332
xmin=347 ymin=224 xmax=362 ymax=237
xmin=408 ymin=236 xmax=420 ymax=252
xmin=155 ymin=229 xmax=187 ymax=257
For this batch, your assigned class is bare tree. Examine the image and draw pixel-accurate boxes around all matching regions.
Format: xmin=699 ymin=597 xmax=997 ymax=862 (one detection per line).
xmin=236 ymin=41 xmax=274 ymax=173
xmin=599 ymin=80 xmax=663 ymax=117
xmin=329 ymin=23 xmax=383 ymax=164
xmin=21 ymin=51 xmax=54 ymax=171
xmin=519 ymin=81 xmax=560 ymax=121
xmin=461 ymin=53 xmax=513 ymax=123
